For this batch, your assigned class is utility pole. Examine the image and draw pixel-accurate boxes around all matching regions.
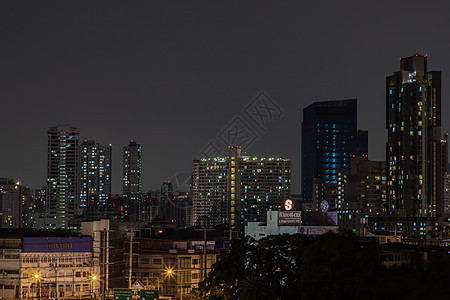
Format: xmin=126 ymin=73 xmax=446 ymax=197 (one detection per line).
xmin=128 ymin=227 xmax=133 ymax=290
xmin=203 ymin=226 xmax=207 ymax=281
xmin=196 ymin=220 xmax=214 ymax=282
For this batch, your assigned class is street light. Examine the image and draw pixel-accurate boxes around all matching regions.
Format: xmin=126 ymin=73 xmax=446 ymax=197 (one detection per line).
xmin=163 ymin=268 xmax=182 ymax=300
xmin=90 ymin=275 xmax=98 ymax=300
xmin=32 ymin=273 xmax=41 ymax=299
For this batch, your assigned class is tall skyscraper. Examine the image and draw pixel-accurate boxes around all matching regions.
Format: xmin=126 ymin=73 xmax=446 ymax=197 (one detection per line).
xmin=301 ymin=99 xmax=368 ymax=202
xmin=123 ymin=140 xmax=142 ymax=220
xmin=386 ymin=54 xmax=442 ymax=217
xmin=79 ymin=140 xmax=112 ymax=207
xmin=46 ymin=125 xmax=79 ymax=229
xmin=193 ymin=147 xmax=291 ymax=230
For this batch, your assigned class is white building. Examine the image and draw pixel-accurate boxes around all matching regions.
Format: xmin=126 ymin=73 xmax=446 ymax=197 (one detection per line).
xmin=81 ymin=219 xmax=110 ymax=299
xmin=245 ymin=211 xmax=338 ymax=240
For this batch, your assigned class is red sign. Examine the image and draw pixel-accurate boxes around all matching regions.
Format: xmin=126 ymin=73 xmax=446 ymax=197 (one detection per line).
xmin=278 ymin=211 xmax=301 ymax=226
xmin=284 ymin=199 xmax=293 ymax=210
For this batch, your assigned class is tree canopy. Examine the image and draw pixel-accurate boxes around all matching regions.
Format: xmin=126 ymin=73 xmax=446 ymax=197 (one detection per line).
xmin=198 ymin=232 xmax=450 ymax=299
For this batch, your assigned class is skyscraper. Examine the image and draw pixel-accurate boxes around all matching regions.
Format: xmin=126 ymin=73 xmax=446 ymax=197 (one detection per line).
xmin=123 ymin=140 xmax=142 ymax=220
xmin=193 ymin=147 xmax=291 ymax=230
xmin=301 ymin=99 xmax=368 ymax=202
xmin=79 ymin=140 xmax=112 ymax=207
xmin=46 ymin=125 xmax=79 ymax=229
xmin=386 ymin=54 xmax=442 ymax=217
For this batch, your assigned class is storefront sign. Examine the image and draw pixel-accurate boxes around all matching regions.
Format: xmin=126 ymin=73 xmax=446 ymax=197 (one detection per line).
xmin=278 ymin=211 xmax=301 ymax=226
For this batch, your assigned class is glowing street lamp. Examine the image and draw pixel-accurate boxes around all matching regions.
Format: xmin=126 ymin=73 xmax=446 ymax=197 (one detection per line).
xmin=32 ymin=273 xmax=41 ymax=299
xmin=90 ymin=275 xmax=99 ymax=299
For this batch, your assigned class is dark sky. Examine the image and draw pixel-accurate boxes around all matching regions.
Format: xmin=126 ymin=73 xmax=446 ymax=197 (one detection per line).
xmin=1 ymin=1 xmax=449 ymax=194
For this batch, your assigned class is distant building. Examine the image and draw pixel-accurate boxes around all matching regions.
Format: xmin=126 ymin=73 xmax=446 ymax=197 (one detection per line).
xmin=33 ymin=187 xmax=46 ymax=215
xmin=46 ymin=125 xmax=80 ymax=230
xmin=0 ymin=178 xmax=32 ymax=228
xmin=123 ymin=140 xmax=142 ymax=221
xmin=160 ymin=181 xmax=193 ymax=228
xmin=339 ymin=156 xmax=387 ymax=214
xmin=160 ymin=181 xmax=174 ymax=220
xmin=312 ymin=179 xmax=337 ymax=212
xmin=193 ymin=147 xmax=291 ymax=231
xmin=386 ymin=54 xmax=442 ymax=217
xmin=301 ymin=99 xmax=368 ymax=202
xmin=443 ymin=134 xmax=449 ymax=215
xmin=443 ymin=172 xmax=450 ymax=215
xmin=79 ymin=140 xmax=112 ymax=208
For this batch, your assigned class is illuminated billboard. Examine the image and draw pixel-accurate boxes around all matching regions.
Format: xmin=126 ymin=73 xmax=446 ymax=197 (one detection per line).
xmin=23 ymin=237 xmax=93 ymax=252
xmin=278 ymin=211 xmax=301 ymax=226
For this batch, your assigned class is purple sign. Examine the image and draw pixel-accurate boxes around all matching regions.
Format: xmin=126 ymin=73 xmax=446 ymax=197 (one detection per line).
xmin=23 ymin=237 xmax=93 ymax=252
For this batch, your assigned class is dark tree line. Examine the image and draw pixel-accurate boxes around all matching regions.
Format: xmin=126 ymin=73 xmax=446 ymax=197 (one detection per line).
xmin=198 ymin=232 xmax=450 ymax=300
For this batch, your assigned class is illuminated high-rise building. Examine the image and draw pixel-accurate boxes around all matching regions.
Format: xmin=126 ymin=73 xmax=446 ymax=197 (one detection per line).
xmin=386 ymin=54 xmax=442 ymax=217
xmin=301 ymin=99 xmax=368 ymax=202
xmin=79 ymin=140 xmax=112 ymax=207
xmin=193 ymin=147 xmax=291 ymax=230
xmin=123 ymin=140 xmax=142 ymax=220
xmin=46 ymin=125 xmax=79 ymax=229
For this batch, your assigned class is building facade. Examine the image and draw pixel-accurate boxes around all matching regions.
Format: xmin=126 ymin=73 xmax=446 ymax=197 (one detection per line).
xmin=386 ymin=54 xmax=442 ymax=217
xmin=340 ymin=156 xmax=387 ymax=214
xmin=0 ymin=179 xmax=32 ymax=228
xmin=245 ymin=211 xmax=338 ymax=240
xmin=0 ymin=234 xmax=97 ymax=300
xmin=443 ymin=172 xmax=450 ymax=216
xmin=123 ymin=140 xmax=142 ymax=221
xmin=127 ymin=239 xmax=217 ymax=298
xmin=193 ymin=147 xmax=291 ymax=230
xmin=301 ymin=99 xmax=368 ymax=202
xmin=46 ymin=125 xmax=80 ymax=230
xmin=79 ymin=140 xmax=112 ymax=208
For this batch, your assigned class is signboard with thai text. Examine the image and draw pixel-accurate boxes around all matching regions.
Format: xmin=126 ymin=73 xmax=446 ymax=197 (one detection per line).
xmin=298 ymin=226 xmax=338 ymax=236
xmin=278 ymin=211 xmax=301 ymax=226
xmin=23 ymin=237 xmax=93 ymax=252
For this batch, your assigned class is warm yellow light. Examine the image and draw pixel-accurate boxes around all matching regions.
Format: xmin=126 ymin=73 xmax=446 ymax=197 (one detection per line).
xmin=34 ymin=274 xmax=39 ymax=279
xmin=92 ymin=275 xmax=97 ymax=280
xmin=167 ymin=270 xmax=172 ymax=274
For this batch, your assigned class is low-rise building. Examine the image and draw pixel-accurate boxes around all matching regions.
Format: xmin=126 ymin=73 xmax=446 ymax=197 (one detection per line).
xmin=245 ymin=211 xmax=338 ymax=240
xmin=0 ymin=230 xmax=98 ymax=299
xmin=127 ymin=239 xmax=218 ymax=298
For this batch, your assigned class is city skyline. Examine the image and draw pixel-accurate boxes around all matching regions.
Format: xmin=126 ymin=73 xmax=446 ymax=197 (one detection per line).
xmin=1 ymin=1 xmax=450 ymax=194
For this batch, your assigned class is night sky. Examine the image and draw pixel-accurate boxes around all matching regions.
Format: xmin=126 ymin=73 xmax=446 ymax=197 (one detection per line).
xmin=1 ymin=1 xmax=449 ymax=194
